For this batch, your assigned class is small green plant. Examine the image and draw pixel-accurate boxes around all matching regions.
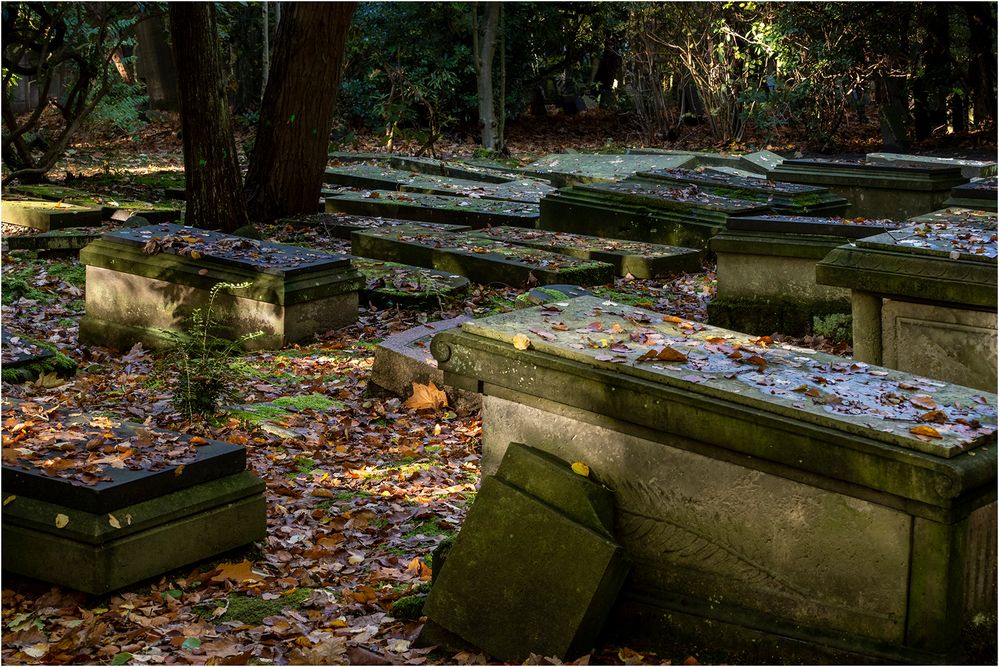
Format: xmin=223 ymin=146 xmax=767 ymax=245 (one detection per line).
xmin=166 ymin=281 xmax=262 ymax=418
xmin=812 ymin=312 xmax=853 ymax=344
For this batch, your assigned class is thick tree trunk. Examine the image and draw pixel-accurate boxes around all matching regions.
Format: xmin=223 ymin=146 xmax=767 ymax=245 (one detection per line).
xmin=135 ymin=10 xmax=179 ymax=111
xmin=912 ymin=3 xmax=950 ymax=140
xmin=243 ymin=2 xmax=355 ymax=223
xmin=169 ymin=3 xmax=248 ymax=232
xmin=230 ymin=4 xmax=265 ymax=115
xmin=876 ymin=74 xmax=910 ymax=151
xmin=474 ymin=3 xmax=500 ymax=151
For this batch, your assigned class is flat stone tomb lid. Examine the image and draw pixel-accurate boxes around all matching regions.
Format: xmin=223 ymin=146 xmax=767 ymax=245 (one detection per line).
xmin=352 ymin=257 xmax=469 ymax=294
xmin=951 ymin=177 xmax=998 ymax=198
xmin=727 ymin=214 xmax=901 ymax=238
xmin=459 ymin=295 xmax=997 ymax=458
xmin=104 ymin=223 xmax=351 ymax=277
xmin=578 ymin=181 xmax=767 ymax=213
xmin=11 ymin=183 xmax=173 ymax=211
xmin=526 ymin=153 xmax=692 ymax=179
xmin=1 ymin=330 xmax=54 ymax=368
xmin=856 ymin=224 xmax=998 ymax=262
xmin=781 ymin=158 xmax=963 ymax=176
xmin=1 ymin=406 xmax=246 ymax=513
xmin=332 ymin=190 xmax=539 ymax=217
xmin=297 ymin=213 xmax=470 ymax=237
xmin=325 ymin=163 xmax=553 ymax=202
xmin=638 ymin=167 xmax=826 ymax=195
xmin=867 ymin=152 xmax=997 ymax=170
xmin=471 ymin=226 xmax=697 ymax=257
xmin=907 ymin=208 xmax=998 ymax=228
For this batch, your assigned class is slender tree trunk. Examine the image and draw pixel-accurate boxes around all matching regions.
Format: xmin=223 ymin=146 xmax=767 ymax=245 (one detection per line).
xmin=169 ymin=3 xmax=248 ymax=232
xmin=474 ymin=3 xmax=499 ymax=150
xmin=963 ymin=2 xmax=996 ymax=125
xmin=261 ymin=2 xmax=270 ymax=101
xmin=244 ymin=2 xmax=355 ymax=222
xmin=135 ymin=9 xmax=180 ymax=111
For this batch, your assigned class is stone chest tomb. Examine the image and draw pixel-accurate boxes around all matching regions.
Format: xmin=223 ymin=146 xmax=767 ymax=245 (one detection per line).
xmin=79 ymin=223 xmax=363 ymax=350
xmin=431 ymin=296 xmax=996 ymax=663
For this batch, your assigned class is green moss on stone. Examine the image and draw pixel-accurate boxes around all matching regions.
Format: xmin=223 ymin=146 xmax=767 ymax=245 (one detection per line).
xmin=218 ymin=587 xmax=312 ymax=625
xmin=273 ymin=393 xmax=340 ymax=411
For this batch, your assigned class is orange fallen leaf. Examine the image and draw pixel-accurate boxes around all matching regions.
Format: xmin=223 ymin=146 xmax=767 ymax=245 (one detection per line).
xmin=918 ymin=410 xmax=947 ymax=424
xmin=403 ymin=381 xmax=448 ymax=411
xmin=910 ymin=395 xmax=937 ymax=410
xmin=910 ymin=425 xmax=943 ymax=439
xmin=210 ymin=560 xmax=267 ymax=583
xmin=638 ymin=346 xmax=688 ymax=363
xmin=664 ymin=315 xmax=683 ymax=324
xmin=512 ymin=334 xmax=531 ymax=350
xmin=571 ymin=461 xmax=590 ymax=477
xmin=189 ymin=436 xmax=209 ymax=446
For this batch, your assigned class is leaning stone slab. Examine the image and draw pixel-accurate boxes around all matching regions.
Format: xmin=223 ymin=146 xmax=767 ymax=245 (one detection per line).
xmin=522 ymin=153 xmax=695 ymax=187
xmin=9 ymin=184 xmax=181 ymax=223
xmin=4 ymin=227 xmax=103 ymax=252
xmin=771 ymin=158 xmax=967 ymax=219
xmin=79 ymin=223 xmax=363 ymax=351
xmin=1 ymin=330 xmax=77 ymax=383
xmin=325 ymin=190 xmax=539 ymax=228
xmin=324 ymin=163 xmax=553 ymax=203
xmin=816 ymin=223 xmax=997 ymax=391
xmin=352 ymin=224 xmax=614 ymax=287
xmin=907 ymin=207 xmax=998 ymax=228
xmin=867 ymin=153 xmax=997 ymax=179
xmin=2 ymin=199 xmax=103 ymax=231
xmin=634 ymin=167 xmax=849 ymax=216
xmin=370 ymin=315 xmax=480 ymax=413
xmin=1 ymin=404 xmax=266 ymax=594
xmin=943 ymin=177 xmax=998 ymax=212
xmin=352 ymin=257 xmax=469 ymax=306
xmin=708 ymin=214 xmax=901 ymax=335
xmin=430 ymin=296 xmax=997 ymax=663
xmin=540 ymin=181 xmax=769 ymax=248
xmin=421 ymin=443 xmax=629 ymax=662
xmin=466 ymin=226 xmax=703 ymax=278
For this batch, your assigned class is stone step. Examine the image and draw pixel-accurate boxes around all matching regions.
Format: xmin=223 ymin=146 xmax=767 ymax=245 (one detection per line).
xmin=325 ymin=190 xmax=539 ymax=228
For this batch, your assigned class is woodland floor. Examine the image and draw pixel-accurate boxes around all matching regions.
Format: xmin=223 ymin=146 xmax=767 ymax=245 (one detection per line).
xmin=0 ymin=111 xmax=995 ymax=666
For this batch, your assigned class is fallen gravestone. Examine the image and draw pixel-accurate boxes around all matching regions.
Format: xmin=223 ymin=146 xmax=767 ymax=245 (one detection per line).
xmin=430 ymin=296 xmax=997 ymax=663
xmin=325 ymin=190 xmax=539 ymax=228
xmin=9 ymin=184 xmax=181 ymax=223
xmin=466 ymin=226 xmax=703 ymax=278
xmin=280 ymin=212 xmax=470 ymax=240
xmin=866 ymin=153 xmax=997 ymax=179
xmin=770 ymin=158 xmax=968 ymax=219
xmin=943 ymin=177 xmax=998 ymax=212
xmin=907 ymin=207 xmax=999 ymax=228
xmin=816 ymin=223 xmax=997 ymax=391
xmin=708 ymin=214 xmax=901 ymax=336
xmin=420 ymin=442 xmax=629 ymax=662
xmin=1 ymin=330 xmax=77 ymax=383
xmin=370 ymin=315 xmax=480 ymax=413
xmin=2 ymin=199 xmax=102 ymax=231
xmin=79 ymin=223 xmax=363 ymax=351
xmin=330 ymin=152 xmax=519 ymax=184
xmin=633 ymin=167 xmax=849 ymax=216
xmin=627 ymin=148 xmax=784 ymax=176
xmin=352 ymin=257 xmax=469 ymax=306
xmin=522 ymin=153 xmax=695 ymax=187
xmin=1 ymin=402 xmax=266 ymax=594
xmin=540 ymin=181 xmax=770 ymax=248
xmin=351 ymin=224 xmax=614 ymax=287
xmin=323 ymin=163 xmax=553 ymax=204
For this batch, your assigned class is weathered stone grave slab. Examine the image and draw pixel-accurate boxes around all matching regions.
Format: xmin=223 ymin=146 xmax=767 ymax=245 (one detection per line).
xmin=943 ymin=177 xmax=998 ymax=212
xmin=4 ymin=227 xmax=104 ymax=252
xmin=282 ymin=212 xmax=470 ymax=240
xmin=466 ymin=226 xmax=703 ymax=278
xmin=352 ymin=224 xmax=614 ymax=287
xmin=79 ymin=223 xmax=363 ymax=351
xmin=1 ymin=403 xmax=266 ymax=593
xmin=522 ymin=153 xmax=695 ymax=187
xmin=1 ymin=330 xmax=77 ymax=383
xmin=708 ymin=214 xmax=901 ymax=336
xmin=628 ymin=149 xmax=785 ymax=176
xmin=325 ymin=190 xmax=539 ymax=228
xmin=323 ymin=163 xmax=553 ymax=203
xmin=817 ymin=224 xmax=997 ymax=391
xmin=540 ymin=181 xmax=770 ymax=248
xmin=907 ymin=206 xmax=998 ymax=228
xmin=9 ymin=184 xmax=181 ymax=223
xmin=352 ymin=257 xmax=469 ymax=306
xmin=370 ymin=315 xmax=480 ymax=413
xmin=330 ymin=152 xmax=518 ymax=183
xmin=421 ymin=442 xmax=629 ymax=662
xmin=430 ymin=295 xmax=997 ymax=663
xmin=2 ymin=199 xmax=103 ymax=231
xmin=771 ymin=158 xmax=968 ymax=219
xmin=867 ymin=153 xmax=997 ymax=179
xmin=634 ymin=167 xmax=849 ymax=216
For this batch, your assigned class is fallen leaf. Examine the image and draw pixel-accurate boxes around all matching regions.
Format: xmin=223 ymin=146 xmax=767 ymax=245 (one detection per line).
xmin=210 ymin=560 xmax=267 ymax=583
xmin=34 ymin=372 xmax=65 ymax=389
xmin=512 ymin=334 xmax=531 ymax=350
xmin=571 ymin=461 xmax=590 ymax=477
xmin=108 ymin=514 xmax=121 ymax=529
xmin=911 ymin=395 xmax=937 ymax=410
xmin=638 ymin=347 xmax=687 ymax=363
xmin=55 ymin=514 xmax=69 ymax=528
xmin=3 ymin=495 xmax=15 ymax=506
xmin=910 ymin=425 xmax=943 ymax=439
xmin=403 ymin=381 xmax=448 ymax=411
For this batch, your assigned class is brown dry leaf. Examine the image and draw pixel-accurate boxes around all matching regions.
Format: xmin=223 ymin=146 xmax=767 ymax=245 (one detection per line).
xmin=910 ymin=395 xmax=937 ymax=410
xmin=210 ymin=560 xmax=268 ymax=583
xmin=403 ymin=381 xmax=448 ymax=411
xmin=108 ymin=514 xmax=122 ymax=529
xmin=639 ymin=347 xmax=687 ymax=363
xmin=745 ymin=354 xmax=768 ymax=368
xmin=512 ymin=334 xmax=531 ymax=350
xmin=34 ymin=372 xmax=65 ymax=389
xmin=910 ymin=425 xmax=943 ymax=439
xmin=918 ymin=410 xmax=947 ymax=424
xmin=288 ymin=635 xmax=348 ymax=665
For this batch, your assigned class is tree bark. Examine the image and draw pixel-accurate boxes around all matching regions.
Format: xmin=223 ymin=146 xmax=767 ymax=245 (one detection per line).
xmin=963 ymin=2 xmax=996 ymax=125
xmin=135 ymin=9 xmax=179 ymax=111
xmin=243 ymin=2 xmax=355 ymax=222
xmin=169 ymin=3 xmax=248 ymax=232
xmin=473 ymin=3 xmax=499 ymax=150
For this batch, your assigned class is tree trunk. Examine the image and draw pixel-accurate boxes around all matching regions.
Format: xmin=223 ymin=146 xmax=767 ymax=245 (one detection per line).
xmin=913 ymin=3 xmax=950 ymax=140
xmin=169 ymin=3 xmax=248 ymax=232
xmin=261 ymin=2 xmax=270 ymax=101
xmin=135 ymin=9 xmax=180 ymax=111
xmin=963 ymin=2 xmax=996 ymax=125
xmin=474 ymin=3 xmax=499 ymax=151
xmin=243 ymin=2 xmax=355 ymax=222
xmin=229 ymin=3 xmax=265 ymax=115
xmin=876 ymin=73 xmax=910 ymax=151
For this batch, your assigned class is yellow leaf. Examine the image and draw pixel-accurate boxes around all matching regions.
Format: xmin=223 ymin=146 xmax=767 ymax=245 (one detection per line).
xmin=910 ymin=425 xmax=943 ymax=439
xmin=512 ymin=334 xmax=531 ymax=350
xmin=402 ymin=381 xmax=448 ymax=411
xmin=3 ymin=495 xmax=14 ymax=506
xmin=108 ymin=514 xmax=122 ymax=529
xmin=55 ymin=513 xmax=69 ymax=528
xmin=34 ymin=372 xmax=65 ymax=389
xmin=571 ymin=461 xmax=590 ymax=477
xmin=189 ymin=250 xmax=202 ymax=260
xmin=664 ymin=315 xmax=683 ymax=324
